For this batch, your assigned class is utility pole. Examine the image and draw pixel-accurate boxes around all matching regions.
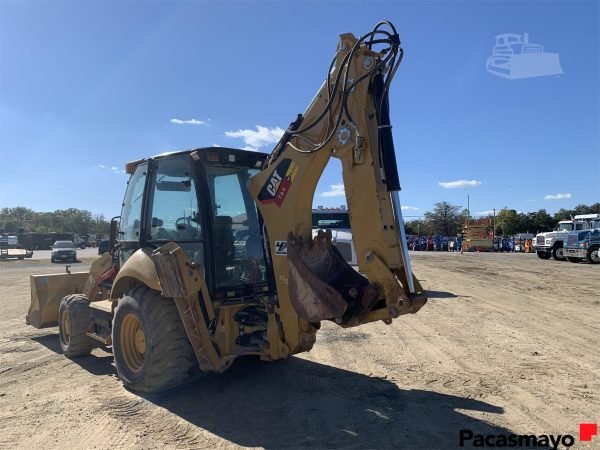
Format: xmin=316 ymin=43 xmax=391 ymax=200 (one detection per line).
xmin=467 ymin=194 xmax=470 ymax=224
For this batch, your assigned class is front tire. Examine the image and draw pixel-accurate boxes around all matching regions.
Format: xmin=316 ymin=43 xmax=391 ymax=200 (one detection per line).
xmin=58 ymin=295 xmax=94 ymax=357
xmin=537 ymin=251 xmax=551 ymax=260
xmin=112 ymin=286 xmax=195 ymax=393
xmin=586 ymin=246 xmax=600 ymax=264
xmin=552 ymin=246 xmax=566 ymax=261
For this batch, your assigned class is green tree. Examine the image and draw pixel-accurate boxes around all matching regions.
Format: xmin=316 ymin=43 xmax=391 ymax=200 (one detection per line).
xmin=404 ymin=219 xmax=424 ymax=235
xmin=423 ymin=202 xmax=463 ymax=235
xmin=530 ymin=209 xmax=555 ymax=233
xmin=496 ymin=208 xmax=520 ymax=236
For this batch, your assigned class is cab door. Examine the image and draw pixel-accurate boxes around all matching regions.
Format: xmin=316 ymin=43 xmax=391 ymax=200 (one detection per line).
xmin=145 ymin=155 xmax=205 ymax=268
xmin=119 ymin=162 xmax=148 ymax=263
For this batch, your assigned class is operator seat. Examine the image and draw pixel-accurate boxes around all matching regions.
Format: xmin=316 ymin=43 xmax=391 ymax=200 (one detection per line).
xmin=213 ymin=216 xmax=235 ymax=281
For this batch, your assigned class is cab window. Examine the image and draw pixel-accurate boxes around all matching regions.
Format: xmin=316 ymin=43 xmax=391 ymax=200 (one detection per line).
xmin=147 ymin=156 xmax=204 ymax=265
xmin=120 ymin=163 xmax=147 ymax=242
xmin=205 ymin=165 xmax=266 ymax=288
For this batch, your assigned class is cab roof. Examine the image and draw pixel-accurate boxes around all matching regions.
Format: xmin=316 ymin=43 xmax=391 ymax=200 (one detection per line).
xmin=125 ymin=146 xmax=269 ymax=174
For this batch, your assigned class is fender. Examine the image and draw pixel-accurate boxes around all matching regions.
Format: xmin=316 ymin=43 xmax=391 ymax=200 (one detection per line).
xmin=110 ymin=248 xmax=161 ymax=299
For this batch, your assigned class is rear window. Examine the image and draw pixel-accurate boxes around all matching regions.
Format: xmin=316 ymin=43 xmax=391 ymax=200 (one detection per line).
xmin=53 ymin=241 xmax=74 ymax=249
xmin=312 ymin=212 xmax=350 ymax=229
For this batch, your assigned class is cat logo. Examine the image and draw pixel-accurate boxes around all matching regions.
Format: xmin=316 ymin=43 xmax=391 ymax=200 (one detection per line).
xmin=257 ymin=159 xmax=298 ymax=207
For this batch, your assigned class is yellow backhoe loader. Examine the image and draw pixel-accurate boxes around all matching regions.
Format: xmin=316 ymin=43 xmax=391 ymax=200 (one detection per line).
xmin=26 ymin=21 xmax=427 ymax=393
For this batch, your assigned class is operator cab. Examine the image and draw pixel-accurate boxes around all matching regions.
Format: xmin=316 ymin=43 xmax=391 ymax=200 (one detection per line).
xmin=116 ymin=147 xmax=271 ymax=298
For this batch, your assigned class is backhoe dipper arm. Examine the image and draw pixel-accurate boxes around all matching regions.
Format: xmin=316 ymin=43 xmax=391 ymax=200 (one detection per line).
xmin=248 ymin=21 xmax=427 ymax=352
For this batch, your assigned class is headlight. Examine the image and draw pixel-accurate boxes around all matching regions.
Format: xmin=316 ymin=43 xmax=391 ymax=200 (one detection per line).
xmin=545 ymin=239 xmax=551 ymax=245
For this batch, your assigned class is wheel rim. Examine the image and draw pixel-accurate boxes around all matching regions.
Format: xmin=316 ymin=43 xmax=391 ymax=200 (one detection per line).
xmin=120 ymin=313 xmax=145 ymax=372
xmin=556 ymin=248 xmax=564 ymax=258
xmin=60 ymin=309 xmax=70 ymax=345
xmin=591 ymin=250 xmax=600 ymax=263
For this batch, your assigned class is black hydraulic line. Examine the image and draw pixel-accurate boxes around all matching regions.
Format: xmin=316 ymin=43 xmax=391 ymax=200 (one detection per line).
xmin=272 ymin=22 xmax=401 ymax=156
xmin=289 ymin=27 xmax=389 ymax=139
xmin=373 ymin=73 xmax=400 ymax=192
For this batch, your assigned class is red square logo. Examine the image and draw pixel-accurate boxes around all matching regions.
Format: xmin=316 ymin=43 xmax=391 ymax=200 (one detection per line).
xmin=580 ymin=423 xmax=598 ymax=442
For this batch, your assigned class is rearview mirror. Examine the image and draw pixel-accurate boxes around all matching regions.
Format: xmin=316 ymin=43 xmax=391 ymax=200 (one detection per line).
xmin=109 ymin=216 xmax=120 ymax=255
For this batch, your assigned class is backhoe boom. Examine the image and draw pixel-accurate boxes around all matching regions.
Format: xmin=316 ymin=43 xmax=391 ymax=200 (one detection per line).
xmin=248 ymin=21 xmax=427 ymax=352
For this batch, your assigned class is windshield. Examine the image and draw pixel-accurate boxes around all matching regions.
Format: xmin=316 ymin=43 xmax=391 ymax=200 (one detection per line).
xmin=53 ymin=241 xmax=74 ymax=249
xmin=312 ymin=212 xmax=350 ymax=229
xmin=558 ymin=223 xmax=573 ymax=232
xmin=205 ymin=165 xmax=267 ymax=289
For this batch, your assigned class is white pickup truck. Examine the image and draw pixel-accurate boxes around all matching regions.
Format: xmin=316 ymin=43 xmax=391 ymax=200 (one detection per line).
xmin=534 ymin=214 xmax=600 ymax=261
xmin=312 ymin=208 xmax=357 ymax=265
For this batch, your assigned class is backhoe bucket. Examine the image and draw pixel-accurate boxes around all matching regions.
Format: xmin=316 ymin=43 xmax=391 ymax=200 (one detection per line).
xmin=287 ymin=230 xmax=378 ymax=325
xmin=26 ymin=272 xmax=88 ymax=328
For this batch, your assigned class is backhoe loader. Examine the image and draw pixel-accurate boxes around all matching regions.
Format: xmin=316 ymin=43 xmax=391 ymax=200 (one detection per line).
xmin=26 ymin=21 xmax=427 ymax=393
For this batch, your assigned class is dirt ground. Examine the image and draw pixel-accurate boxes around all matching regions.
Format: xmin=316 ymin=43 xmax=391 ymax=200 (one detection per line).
xmin=0 ymin=252 xmax=598 ymax=449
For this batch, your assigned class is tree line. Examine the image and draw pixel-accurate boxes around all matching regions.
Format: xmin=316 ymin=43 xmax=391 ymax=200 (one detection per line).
xmin=0 ymin=207 xmax=110 ymax=237
xmin=2 ymin=202 xmax=598 ymax=239
xmin=405 ymin=202 xmax=600 ymax=237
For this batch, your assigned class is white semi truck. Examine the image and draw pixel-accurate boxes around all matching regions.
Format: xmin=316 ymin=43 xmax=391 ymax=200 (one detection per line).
xmin=534 ymin=214 xmax=600 ymax=261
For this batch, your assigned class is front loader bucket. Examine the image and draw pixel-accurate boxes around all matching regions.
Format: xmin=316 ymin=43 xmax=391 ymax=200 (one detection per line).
xmin=26 ymin=272 xmax=88 ymax=328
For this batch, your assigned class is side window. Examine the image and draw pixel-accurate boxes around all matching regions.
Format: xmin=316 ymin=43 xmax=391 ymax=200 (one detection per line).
xmin=120 ymin=163 xmax=147 ymax=242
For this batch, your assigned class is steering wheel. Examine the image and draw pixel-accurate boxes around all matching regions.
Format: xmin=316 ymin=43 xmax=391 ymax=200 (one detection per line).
xmin=175 ymin=217 xmax=190 ymax=230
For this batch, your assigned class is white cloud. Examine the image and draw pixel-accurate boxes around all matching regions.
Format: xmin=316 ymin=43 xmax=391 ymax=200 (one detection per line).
xmin=320 ymin=183 xmax=345 ymax=198
xmin=225 ymin=125 xmax=284 ymax=149
xmin=438 ymin=179 xmax=482 ymax=189
xmin=544 ymin=193 xmax=572 ymax=200
xmin=170 ymin=118 xmax=206 ymax=125
xmin=242 ymin=145 xmax=259 ymax=152
xmin=475 ymin=210 xmax=495 ymax=216
xmin=401 ymin=205 xmax=419 ymax=211
xmin=98 ymin=164 xmax=125 ymax=175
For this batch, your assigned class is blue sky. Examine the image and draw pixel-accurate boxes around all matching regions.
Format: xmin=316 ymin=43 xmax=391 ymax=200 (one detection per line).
xmin=1 ymin=1 xmax=598 ymax=219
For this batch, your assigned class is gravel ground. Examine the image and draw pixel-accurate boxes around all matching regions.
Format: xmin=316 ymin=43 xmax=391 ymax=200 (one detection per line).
xmin=0 ymin=252 xmax=598 ymax=449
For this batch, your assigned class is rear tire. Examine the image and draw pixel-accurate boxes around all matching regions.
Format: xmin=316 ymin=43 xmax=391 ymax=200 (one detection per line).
xmin=586 ymin=246 xmax=599 ymax=264
xmin=112 ymin=285 xmax=195 ymax=393
xmin=537 ymin=251 xmax=551 ymax=260
xmin=566 ymin=257 xmax=581 ymax=263
xmin=58 ymin=295 xmax=94 ymax=357
xmin=551 ymin=246 xmax=566 ymax=261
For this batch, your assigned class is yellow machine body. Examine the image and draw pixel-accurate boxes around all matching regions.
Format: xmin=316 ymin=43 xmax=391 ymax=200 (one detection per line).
xmin=25 ymin=22 xmax=428 ymax=393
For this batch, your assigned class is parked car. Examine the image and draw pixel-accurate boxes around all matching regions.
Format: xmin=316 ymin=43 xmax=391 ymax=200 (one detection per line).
xmin=51 ymin=241 xmax=77 ymax=263
xmin=98 ymin=239 xmax=110 ymax=255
